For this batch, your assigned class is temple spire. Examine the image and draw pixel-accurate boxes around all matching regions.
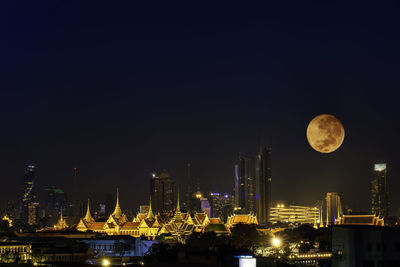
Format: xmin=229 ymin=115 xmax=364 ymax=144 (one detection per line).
xmin=60 ymin=208 xmax=63 ymax=220
xmin=146 ymin=196 xmax=154 ymax=219
xmin=84 ymin=198 xmax=94 ymax=222
xmin=172 ymin=190 xmax=184 ymax=222
xmin=112 ymin=188 xmax=122 ymax=217
xmin=176 ymin=190 xmax=180 ymax=212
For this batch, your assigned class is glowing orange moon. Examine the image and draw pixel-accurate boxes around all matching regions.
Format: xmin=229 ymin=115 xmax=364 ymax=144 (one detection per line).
xmin=306 ymin=114 xmax=345 ymax=153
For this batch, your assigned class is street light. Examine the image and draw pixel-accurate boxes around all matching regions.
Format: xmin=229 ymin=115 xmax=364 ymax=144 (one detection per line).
xmin=272 ymin=237 xmax=281 ymax=248
xmin=102 ymin=258 xmax=111 ymax=266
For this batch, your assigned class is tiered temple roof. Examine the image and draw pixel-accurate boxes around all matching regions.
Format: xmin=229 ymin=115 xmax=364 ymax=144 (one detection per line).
xmin=225 ymin=212 xmax=258 ymax=228
xmin=76 ymin=189 xmax=255 ymax=241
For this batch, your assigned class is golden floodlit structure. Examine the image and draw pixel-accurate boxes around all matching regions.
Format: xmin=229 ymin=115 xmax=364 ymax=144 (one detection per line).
xmin=76 ymin=190 xmax=215 ymax=241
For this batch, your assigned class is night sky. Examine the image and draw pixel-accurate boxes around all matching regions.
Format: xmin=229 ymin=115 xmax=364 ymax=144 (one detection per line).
xmin=1 ymin=2 xmax=400 ymax=214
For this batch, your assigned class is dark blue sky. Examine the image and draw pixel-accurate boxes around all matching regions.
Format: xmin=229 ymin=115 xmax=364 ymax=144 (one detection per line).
xmin=1 ymin=1 xmax=400 ymax=214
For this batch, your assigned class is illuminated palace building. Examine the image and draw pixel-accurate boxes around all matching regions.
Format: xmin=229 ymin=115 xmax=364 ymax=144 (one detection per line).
xmin=77 ymin=190 xmax=213 ymax=241
xmin=269 ymin=203 xmax=320 ymax=225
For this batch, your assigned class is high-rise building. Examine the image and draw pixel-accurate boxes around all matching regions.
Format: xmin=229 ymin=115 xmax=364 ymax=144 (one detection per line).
xmin=325 ymin=192 xmax=342 ymax=225
xmin=371 ymin=163 xmax=389 ymax=220
xmin=234 ymin=154 xmax=256 ymax=213
xmin=20 ymin=165 xmax=37 ymax=223
xmin=44 ymin=186 xmax=67 ymax=224
xmin=255 ymin=147 xmax=272 ymax=224
xmin=209 ymin=192 xmax=235 ymax=222
xmin=28 ymin=201 xmax=39 ymax=225
xmin=150 ymin=169 xmax=175 ymax=212
xmin=200 ymin=197 xmax=211 ymax=217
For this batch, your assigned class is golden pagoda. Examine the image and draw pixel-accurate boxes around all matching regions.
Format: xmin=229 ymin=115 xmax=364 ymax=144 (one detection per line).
xmin=76 ymin=189 xmax=212 ymax=241
xmin=53 ymin=209 xmax=68 ymax=230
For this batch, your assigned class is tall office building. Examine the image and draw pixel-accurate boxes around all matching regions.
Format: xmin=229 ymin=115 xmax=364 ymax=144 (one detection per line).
xmin=20 ymin=165 xmax=37 ymax=223
xmin=255 ymin=147 xmax=272 ymax=224
xmin=325 ymin=192 xmax=342 ymax=225
xmin=150 ymin=169 xmax=175 ymax=212
xmin=44 ymin=186 xmax=67 ymax=224
xmin=209 ymin=192 xmax=235 ymax=222
xmin=28 ymin=201 xmax=39 ymax=225
xmin=371 ymin=163 xmax=389 ymax=219
xmin=234 ymin=154 xmax=256 ymax=213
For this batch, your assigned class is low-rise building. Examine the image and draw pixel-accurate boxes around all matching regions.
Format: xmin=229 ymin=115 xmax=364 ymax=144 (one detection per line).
xmin=269 ymin=203 xmax=319 ymax=226
xmin=225 ymin=213 xmax=258 ymax=229
xmin=335 ymin=214 xmax=384 ymax=226
xmin=81 ymin=236 xmax=156 ymax=257
xmin=0 ymin=242 xmax=31 ymax=262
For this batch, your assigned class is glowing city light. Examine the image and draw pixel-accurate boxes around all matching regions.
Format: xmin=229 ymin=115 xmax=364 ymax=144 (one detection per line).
xmin=272 ymin=237 xmax=281 ymax=247
xmin=102 ymin=258 xmax=111 ymax=266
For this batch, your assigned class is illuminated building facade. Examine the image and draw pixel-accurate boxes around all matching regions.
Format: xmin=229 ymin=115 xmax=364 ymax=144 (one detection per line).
xmin=150 ymin=170 xmax=175 ymax=212
xmin=335 ymin=214 xmax=384 ymax=226
xmin=20 ymin=165 xmax=37 ymax=223
xmin=325 ymin=192 xmax=342 ymax=226
xmin=76 ymin=190 xmax=213 ymax=241
xmin=27 ymin=202 xmax=39 ymax=226
xmin=208 ymin=192 xmax=235 ymax=222
xmin=0 ymin=242 xmax=31 ymax=262
xmin=225 ymin=213 xmax=258 ymax=229
xmin=371 ymin=163 xmax=389 ymax=220
xmin=269 ymin=203 xmax=320 ymax=225
xmin=256 ymin=146 xmax=272 ymax=224
xmin=2 ymin=215 xmax=13 ymax=227
xmin=200 ymin=197 xmax=211 ymax=217
xmin=233 ymin=146 xmax=272 ymax=224
xmin=234 ymin=155 xmax=256 ymax=214
xmin=53 ymin=209 xmax=69 ymax=230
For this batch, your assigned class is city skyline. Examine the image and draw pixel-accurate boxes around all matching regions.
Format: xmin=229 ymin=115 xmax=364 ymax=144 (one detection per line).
xmin=5 ymin=156 xmax=393 ymax=219
xmin=2 ymin=2 xmax=400 ymax=266
xmin=1 ymin=2 xmax=400 ymax=216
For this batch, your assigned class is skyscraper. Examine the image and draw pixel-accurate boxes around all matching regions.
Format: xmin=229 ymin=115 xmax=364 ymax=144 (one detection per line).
xmin=325 ymin=192 xmax=342 ymax=225
xmin=28 ymin=201 xmax=39 ymax=225
xmin=150 ymin=169 xmax=175 ymax=212
xmin=371 ymin=163 xmax=389 ymax=220
xmin=234 ymin=154 xmax=256 ymax=213
xmin=44 ymin=186 xmax=67 ymax=224
xmin=20 ymin=165 xmax=37 ymax=223
xmin=255 ymin=147 xmax=272 ymax=224
xmin=209 ymin=192 xmax=235 ymax=222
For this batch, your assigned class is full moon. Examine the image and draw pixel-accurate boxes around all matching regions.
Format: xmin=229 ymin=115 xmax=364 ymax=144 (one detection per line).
xmin=306 ymin=114 xmax=345 ymax=153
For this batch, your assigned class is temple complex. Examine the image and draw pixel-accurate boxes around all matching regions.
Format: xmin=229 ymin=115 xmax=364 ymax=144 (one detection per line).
xmin=76 ymin=189 xmax=258 ymax=241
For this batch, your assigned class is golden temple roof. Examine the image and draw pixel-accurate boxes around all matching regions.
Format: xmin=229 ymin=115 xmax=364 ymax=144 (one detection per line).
xmin=112 ymin=188 xmax=123 ymax=218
